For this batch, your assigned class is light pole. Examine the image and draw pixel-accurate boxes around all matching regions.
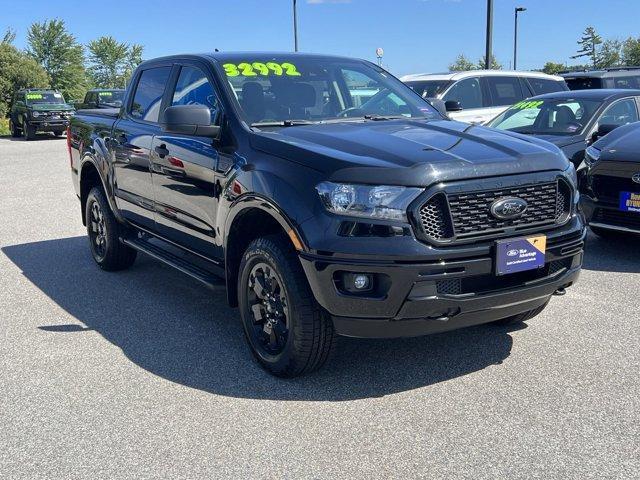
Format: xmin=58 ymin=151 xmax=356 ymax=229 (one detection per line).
xmin=293 ymin=0 xmax=299 ymax=52
xmin=485 ymin=0 xmax=493 ymax=69
xmin=513 ymin=7 xmax=526 ymax=70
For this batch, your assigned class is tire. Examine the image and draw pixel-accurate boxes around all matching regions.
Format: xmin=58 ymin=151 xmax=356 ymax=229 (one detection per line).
xmin=9 ymin=119 xmax=21 ymax=137
xmin=54 ymin=130 xmax=64 ymax=137
xmin=22 ymin=121 xmax=35 ymax=141
xmin=85 ymin=187 xmax=137 ymax=271
xmin=238 ymin=234 xmax=335 ymax=377
xmin=492 ymin=300 xmax=549 ymax=326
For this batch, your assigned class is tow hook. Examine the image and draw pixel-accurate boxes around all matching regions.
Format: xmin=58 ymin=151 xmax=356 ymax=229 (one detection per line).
xmin=554 ymin=287 xmax=567 ymax=296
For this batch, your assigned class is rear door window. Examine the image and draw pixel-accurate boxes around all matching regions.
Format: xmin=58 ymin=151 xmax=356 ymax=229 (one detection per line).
xmin=612 ymin=76 xmax=640 ymax=89
xmin=130 ymin=66 xmax=172 ymax=122
xmin=442 ymin=77 xmax=483 ymax=109
xmin=485 ymin=76 xmax=525 ymax=107
xmin=527 ymin=77 xmax=567 ymax=95
xmin=565 ymin=77 xmax=603 ymax=90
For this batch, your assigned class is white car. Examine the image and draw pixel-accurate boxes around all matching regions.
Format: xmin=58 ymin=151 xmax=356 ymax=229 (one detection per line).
xmin=400 ymin=70 xmax=568 ymax=124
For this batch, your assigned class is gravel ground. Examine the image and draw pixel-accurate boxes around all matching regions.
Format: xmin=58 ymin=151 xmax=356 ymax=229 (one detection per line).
xmin=0 ymin=135 xmax=638 ymax=479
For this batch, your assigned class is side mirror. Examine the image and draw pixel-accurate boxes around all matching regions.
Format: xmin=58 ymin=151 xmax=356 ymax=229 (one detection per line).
xmin=445 ymin=100 xmax=463 ymax=112
xmin=162 ymin=105 xmax=220 ymax=137
xmin=591 ymin=123 xmax=618 ymax=143
xmin=428 ymin=98 xmax=448 ymax=117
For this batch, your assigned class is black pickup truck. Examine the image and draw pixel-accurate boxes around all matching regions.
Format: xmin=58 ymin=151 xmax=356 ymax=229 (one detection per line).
xmin=68 ymin=52 xmax=585 ymax=377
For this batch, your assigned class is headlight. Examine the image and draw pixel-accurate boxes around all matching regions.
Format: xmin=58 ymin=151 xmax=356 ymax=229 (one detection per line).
xmin=316 ymin=182 xmax=421 ymax=222
xmin=584 ymin=145 xmax=601 ymax=167
xmin=32 ymin=111 xmax=40 ymax=117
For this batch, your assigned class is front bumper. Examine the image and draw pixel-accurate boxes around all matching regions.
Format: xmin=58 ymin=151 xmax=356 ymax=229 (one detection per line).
xmin=28 ymin=118 xmax=70 ymax=131
xmin=299 ymin=217 xmax=585 ymax=338
xmin=581 ymin=194 xmax=640 ymax=234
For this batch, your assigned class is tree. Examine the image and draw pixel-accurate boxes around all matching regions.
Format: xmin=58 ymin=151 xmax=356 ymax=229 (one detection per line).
xmin=542 ymin=62 xmax=566 ymax=75
xmin=87 ymin=36 xmax=144 ymax=88
xmin=0 ymin=43 xmax=49 ymax=117
xmin=621 ymin=37 xmax=640 ymax=66
xmin=477 ymin=55 xmax=502 ymax=70
xmin=2 ymin=28 xmax=16 ymax=45
xmin=26 ymin=19 xmax=87 ymax=101
xmin=449 ymin=54 xmax=475 ymax=72
xmin=598 ymin=39 xmax=621 ymax=68
xmin=572 ymin=26 xmax=602 ymax=69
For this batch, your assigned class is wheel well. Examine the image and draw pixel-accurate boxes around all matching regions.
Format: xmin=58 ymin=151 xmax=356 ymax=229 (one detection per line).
xmin=225 ymin=208 xmax=290 ymax=307
xmin=80 ymin=162 xmax=103 ymax=226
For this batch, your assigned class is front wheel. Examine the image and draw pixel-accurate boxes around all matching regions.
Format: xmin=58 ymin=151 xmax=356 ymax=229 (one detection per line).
xmin=238 ymin=234 xmax=335 ymax=377
xmin=9 ymin=119 xmax=21 ymax=137
xmin=54 ymin=130 xmax=64 ymax=137
xmin=23 ymin=121 xmax=35 ymax=141
xmin=85 ymin=187 xmax=137 ymax=271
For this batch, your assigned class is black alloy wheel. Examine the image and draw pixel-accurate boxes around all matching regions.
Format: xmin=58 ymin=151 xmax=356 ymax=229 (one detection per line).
xmin=88 ymin=200 xmax=108 ymax=261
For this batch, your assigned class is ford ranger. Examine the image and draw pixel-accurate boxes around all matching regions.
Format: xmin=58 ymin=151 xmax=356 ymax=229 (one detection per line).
xmin=68 ymin=53 xmax=585 ymax=377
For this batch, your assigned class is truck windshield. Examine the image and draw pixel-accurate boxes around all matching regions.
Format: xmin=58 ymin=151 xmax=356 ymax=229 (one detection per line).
xmin=487 ymin=98 xmax=602 ymax=135
xmin=404 ymin=80 xmax=451 ymax=98
xmin=98 ymin=90 xmax=125 ymax=106
xmin=25 ymin=92 xmax=66 ymax=105
xmin=217 ymin=56 xmax=441 ymax=126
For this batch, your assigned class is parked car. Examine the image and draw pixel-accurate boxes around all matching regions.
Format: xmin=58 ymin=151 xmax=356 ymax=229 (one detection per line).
xmin=9 ymin=89 xmax=75 ymax=140
xmin=561 ymin=67 xmax=640 ymax=90
xmin=68 ymin=52 xmax=584 ymax=377
xmin=75 ymin=88 xmax=126 ymax=110
xmin=578 ymin=121 xmax=640 ymax=237
xmin=400 ymin=70 xmax=568 ymax=124
xmin=486 ymin=89 xmax=640 ymax=165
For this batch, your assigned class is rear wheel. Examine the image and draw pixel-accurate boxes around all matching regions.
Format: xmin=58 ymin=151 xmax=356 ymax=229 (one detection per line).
xmin=238 ymin=234 xmax=335 ymax=377
xmin=492 ymin=300 xmax=549 ymax=326
xmin=22 ymin=121 xmax=35 ymax=141
xmin=53 ymin=130 xmax=64 ymax=137
xmin=85 ymin=187 xmax=137 ymax=271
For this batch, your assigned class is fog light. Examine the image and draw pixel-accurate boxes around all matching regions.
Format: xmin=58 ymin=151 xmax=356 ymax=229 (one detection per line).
xmin=353 ymin=274 xmax=370 ymax=290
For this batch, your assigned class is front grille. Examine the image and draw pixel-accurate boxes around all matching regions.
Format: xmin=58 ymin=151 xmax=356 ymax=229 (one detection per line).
xmin=593 ymin=207 xmax=640 ymax=229
xmin=592 ymin=175 xmax=639 ymax=201
xmin=418 ymin=181 xmax=570 ymax=243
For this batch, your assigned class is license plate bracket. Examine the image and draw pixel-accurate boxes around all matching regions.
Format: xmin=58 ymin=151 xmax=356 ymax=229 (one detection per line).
xmin=619 ymin=191 xmax=640 ymax=213
xmin=495 ymin=235 xmax=546 ymax=276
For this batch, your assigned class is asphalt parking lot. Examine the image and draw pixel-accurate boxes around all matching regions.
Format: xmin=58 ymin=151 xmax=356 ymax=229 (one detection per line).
xmin=0 ymin=135 xmax=638 ymax=479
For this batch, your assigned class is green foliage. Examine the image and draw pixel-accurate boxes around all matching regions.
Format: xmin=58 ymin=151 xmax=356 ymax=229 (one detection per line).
xmin=542 ymin=62 xmax=566 ymax=75
xmin=571 ymin=26 xmax=603 ymax=69
xmin=87 ymin=36 xmax=144 ymax=88
xmin=449 ymin=54 xmax=475 ymax=72
xmin=26 ymin=19 xmax=87 ymax=101
xmin=477 ymin=55 xmax=502 ymax=70
xmin=598 ymin=39 xmax=622 ymax=68
xmin=0 ymin=43 xmax=50 ymax=117
xmin=2 ymin=28 xmax=16 ymax=45
xmin=0 ymin=117 xmax=9 ymax=136
xmin=621 ymin=37 xmax=640 ymax=66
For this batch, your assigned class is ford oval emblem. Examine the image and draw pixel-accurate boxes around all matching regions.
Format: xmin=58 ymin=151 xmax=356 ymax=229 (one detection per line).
xmin=632 ymin=173 xmax=640 ymax=184
xmin=507 ymin=249 xmax=519 ymax=257
xmin=490 ymin=197 xmax=528 ymax=220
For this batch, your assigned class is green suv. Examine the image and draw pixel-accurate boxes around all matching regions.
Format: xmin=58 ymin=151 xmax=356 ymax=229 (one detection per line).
xmin=9 ymin=89 xmax=75 ymax=140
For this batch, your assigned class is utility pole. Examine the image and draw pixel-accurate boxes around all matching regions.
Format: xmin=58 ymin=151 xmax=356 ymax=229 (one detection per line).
xmin=513 ymin=7 xmax=526 ymax=70
xmin=485 ymin=0 xmax=493 ymax=69
xmin=293 ymin=0 xmax=299 ymax=52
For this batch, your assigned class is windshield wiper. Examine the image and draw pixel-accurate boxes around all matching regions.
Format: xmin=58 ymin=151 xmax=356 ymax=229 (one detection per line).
xmin=363 ymin=114 xmax=410 ymax=121
xmin=251 ymin=120 xmax=317 ymax=128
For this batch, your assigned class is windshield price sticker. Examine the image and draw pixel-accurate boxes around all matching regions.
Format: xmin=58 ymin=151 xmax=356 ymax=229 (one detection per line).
xmin=620 ymin=191 xmax=640 ymax=212
xmin=496 ymin=235 xmax=546 ymax=275
xmin=26 ymin=93 xmax=43 ymax=100
xmin=512 ymin=100 xmax=544 ymax=110
xmin=223 ymin=62 xmax=302 ymax=77
xmin=98 ymin=91 xmax=113 ymax=96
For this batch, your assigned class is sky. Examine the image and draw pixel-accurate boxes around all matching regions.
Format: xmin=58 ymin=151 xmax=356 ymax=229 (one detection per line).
xmin=2 ymin=0 xmax=640 ymax=76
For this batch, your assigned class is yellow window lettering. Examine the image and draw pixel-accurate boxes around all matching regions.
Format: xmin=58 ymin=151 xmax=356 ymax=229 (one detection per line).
xmin=222 ymin=62 xmax=302 ymax=77
xmin=223 ymin=63 xmax=240 ymax=77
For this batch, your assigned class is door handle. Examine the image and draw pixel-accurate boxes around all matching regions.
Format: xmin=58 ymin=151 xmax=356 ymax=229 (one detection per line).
xmin=155 ymin=144 xmax=169 ymax=158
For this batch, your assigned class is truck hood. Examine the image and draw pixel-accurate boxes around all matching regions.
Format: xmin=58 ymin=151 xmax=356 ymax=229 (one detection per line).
xmin=251 ymin=119 xmax=570 ymax=186
xmin=595 ymin=123 xmax=640 ymax=163
xmin=526 ymin=134 xmax=584 ymax=149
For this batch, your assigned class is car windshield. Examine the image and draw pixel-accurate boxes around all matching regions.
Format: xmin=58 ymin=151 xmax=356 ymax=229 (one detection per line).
xmin=25 ymin=92 xmax=66 ymax=105
xmin=217 ymin=55 xmax=441 ymax=127
xmin=98 ymin=90 xmax=125 ymax=106
xmin=404 ymin=80 xmax=451 ymax=98
xmin=487 ymin=98 xmax=602 ymax=135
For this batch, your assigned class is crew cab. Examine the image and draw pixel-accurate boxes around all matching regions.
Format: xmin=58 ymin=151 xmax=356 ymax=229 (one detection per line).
xmin=10 ymin=88 xmax=75 ymax=140
xmin=68 ymin=53 xmax=585 ymax=377
xmin=579 ymin=121 xmax=640 ymax=237
xmin=74 ymin=88 xmax=125 ymax=110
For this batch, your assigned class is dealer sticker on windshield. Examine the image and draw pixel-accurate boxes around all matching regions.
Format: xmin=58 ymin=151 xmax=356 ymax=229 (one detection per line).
xmin=619 ymin=192 xmax=640 ymax=213
xmin=496 ymin=235 xmax=546 ymax=275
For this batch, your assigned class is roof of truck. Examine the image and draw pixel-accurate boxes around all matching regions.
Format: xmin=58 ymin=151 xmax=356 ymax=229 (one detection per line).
xmin=400 ymin=70 xmax=565 ymax=82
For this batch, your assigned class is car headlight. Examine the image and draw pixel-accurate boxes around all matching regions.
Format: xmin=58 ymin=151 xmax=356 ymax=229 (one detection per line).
xmin=316 ymin=182 xmax=421 ymax=222
xmin=584 ymin=145 xmax=601 ymax=167
xmin=32 ymin=111 xmax=40 ymax=117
